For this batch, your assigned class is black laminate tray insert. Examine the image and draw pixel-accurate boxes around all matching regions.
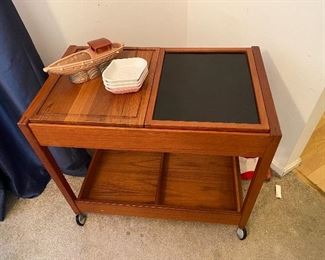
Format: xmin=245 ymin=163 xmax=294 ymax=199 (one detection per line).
xmin=153 ymin=52 xmax=259 ymax=124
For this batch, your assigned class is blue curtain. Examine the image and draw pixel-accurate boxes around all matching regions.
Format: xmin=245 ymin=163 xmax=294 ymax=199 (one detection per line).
xmin=0 ymin=0 xmax=90 ymax=221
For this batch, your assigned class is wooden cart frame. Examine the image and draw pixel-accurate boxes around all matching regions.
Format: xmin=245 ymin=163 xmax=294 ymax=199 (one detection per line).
xmin=18 ymin=46 xmax=281 ymax=240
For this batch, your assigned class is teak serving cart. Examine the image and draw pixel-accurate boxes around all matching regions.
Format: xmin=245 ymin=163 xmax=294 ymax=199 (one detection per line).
xmin=19 ymin=46 xmax=281 ymax=240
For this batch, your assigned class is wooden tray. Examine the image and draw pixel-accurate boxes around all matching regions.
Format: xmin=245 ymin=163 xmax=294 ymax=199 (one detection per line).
xmin=145 ymin=48 xmax=269 ymax=133
xmin=29 ymin=47 xmax=159 ymax=128
xmin=78 ymin=150 xmax=242 ymax=213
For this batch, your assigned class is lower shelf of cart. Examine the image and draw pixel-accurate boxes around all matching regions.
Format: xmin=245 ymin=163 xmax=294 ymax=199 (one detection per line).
xmin=75 ymin=199 xmax=242 ymax=224
xmin=78 ymin=150 xmax=243 ymax=221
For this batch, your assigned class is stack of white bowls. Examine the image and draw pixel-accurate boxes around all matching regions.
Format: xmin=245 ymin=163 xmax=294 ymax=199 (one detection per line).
xmin=102 ymin=57 xmax=148 ymax=94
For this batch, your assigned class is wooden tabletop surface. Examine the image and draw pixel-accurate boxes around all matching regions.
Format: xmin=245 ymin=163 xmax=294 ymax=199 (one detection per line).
xmin=30 ymin=47 xmax=159 ymax=128
xmin=28 ymin=46 xmax=275 ymax=133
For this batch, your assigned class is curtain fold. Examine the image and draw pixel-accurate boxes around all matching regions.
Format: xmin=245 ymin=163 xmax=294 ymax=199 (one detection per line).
xmin=0 ymin=0 xmax=90 ymax=221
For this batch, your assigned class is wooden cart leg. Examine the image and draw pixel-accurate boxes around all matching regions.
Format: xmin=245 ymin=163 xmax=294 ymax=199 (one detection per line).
xmin=238 ymin=136 xmax=281 ymax=230
xmin=265 ymin=168 xmax=272 ymax=181
xmin=18 ymin=122 xmax=81 ymax=214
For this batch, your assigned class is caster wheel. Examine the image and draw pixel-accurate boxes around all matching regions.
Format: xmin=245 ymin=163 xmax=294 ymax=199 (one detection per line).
xmin=236 ymin=227 xmax=247 ymax=240
xmin=76 ymin=214 xmax=87 ymax=226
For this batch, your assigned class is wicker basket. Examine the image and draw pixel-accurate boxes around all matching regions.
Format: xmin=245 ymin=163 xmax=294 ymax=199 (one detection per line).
xmin=43 ymin=39 xmax=123 ymax=84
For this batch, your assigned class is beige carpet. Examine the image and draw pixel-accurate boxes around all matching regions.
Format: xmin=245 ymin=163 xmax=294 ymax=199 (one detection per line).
xmin=0 ymin=172 xmax=324 ymax=260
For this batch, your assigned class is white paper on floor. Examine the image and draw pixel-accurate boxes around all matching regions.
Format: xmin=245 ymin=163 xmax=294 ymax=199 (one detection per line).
xmin=275 ymin=184 xmax=282 ymax=199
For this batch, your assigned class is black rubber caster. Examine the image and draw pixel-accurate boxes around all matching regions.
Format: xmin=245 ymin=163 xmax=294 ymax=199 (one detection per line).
xmin=236 ymin=227 xmax=247 ymax=240
xmin=76 ymin=214 xmax=87 ymax=226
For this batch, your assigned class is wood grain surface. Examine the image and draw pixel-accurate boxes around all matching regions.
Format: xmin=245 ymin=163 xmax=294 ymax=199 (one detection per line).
xmin=76 ymin=200 xmax=241 ymax=224
xmin=252 ymin=46 xmax=281 ymax=137
xmin=18 ymin=118 xmax=80 ymax=214
xmin=30 ymin=48 xmax=159 ymax=127
xmin=29 ymin=123 xmax=272 ymax=157
xmin=19 ymin=45 xmax=282 ymax=229
xmin=79 ymin=150 xmax=241 ymax=211
xmin=161 ymin=154 xmax=239 ymax=210
xmin=145 ymin=48 xmax=270 ymax=133
xmin=77 ymin=150 xmax=243 ymax=223
xmin=79 ymin=151 xmax=162 ymax=203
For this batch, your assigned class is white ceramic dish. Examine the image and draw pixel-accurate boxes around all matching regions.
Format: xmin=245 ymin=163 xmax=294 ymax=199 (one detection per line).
xmin=102 ymin=57 xmax=147 ymax=83
xmin=103 ymin=67 xmax=148 ymax=88
xmin=103 ymin=68 xmax=148 ymax=94
xmin=104 ymin=83 xmax=143 ymax=94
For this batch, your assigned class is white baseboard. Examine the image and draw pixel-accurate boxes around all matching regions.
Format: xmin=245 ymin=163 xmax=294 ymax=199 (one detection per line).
xmin=271 ymin=158 xmax=302 ymax=177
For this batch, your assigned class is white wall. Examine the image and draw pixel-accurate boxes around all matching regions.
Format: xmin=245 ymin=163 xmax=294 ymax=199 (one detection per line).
xmin=13 ymin=0 xmax=188 ymax=65
xmin=13 ymin=0 xmax=325 ymax=175
xmin=187 ymin=1 xmax=325 ymax=174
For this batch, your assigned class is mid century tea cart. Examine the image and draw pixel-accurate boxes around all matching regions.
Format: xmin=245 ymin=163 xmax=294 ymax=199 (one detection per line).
xmin=19 ymin=46 xmax=281 ymax=240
